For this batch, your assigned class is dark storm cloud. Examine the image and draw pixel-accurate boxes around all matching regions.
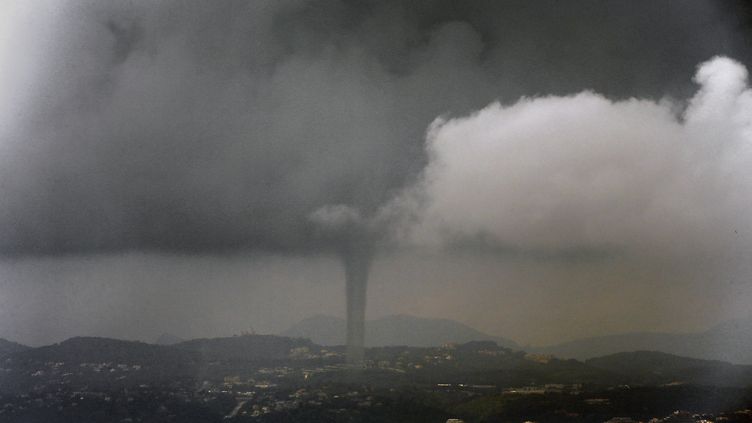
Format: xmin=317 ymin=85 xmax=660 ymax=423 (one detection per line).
xmin=0 ymin=0 xmax=750 ymax=255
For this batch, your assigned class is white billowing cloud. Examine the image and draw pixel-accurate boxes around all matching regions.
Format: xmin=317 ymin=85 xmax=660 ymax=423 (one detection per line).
xmin=393 ymin=56 xmax=752 ymax=259
xmin=0 ymin=0 xmax=58 ymax=138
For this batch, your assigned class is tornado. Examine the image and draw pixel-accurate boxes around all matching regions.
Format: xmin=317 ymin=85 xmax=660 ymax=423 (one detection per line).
xmin=310 ymin=204 xmax=376 ymax=365
xmin=342 ymin=243 xmax=373 ymax=365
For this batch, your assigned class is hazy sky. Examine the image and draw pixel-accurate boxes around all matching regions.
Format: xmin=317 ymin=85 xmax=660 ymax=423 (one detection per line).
xmin=1 ymin=0 xmax=752 ymax=346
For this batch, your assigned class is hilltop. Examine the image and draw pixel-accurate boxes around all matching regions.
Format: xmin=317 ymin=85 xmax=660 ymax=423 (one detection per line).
xmin=3 ymin=334 xmax=752 ymax=395
xmin=532 ymin=315 xmax=752 ymax=364
xmin=174 ymin=334 xmax=315 ymax=361
xmin=154 ymin=332 xmax=185 ymax=345
xmin=0 ymin=338 xmax=28 ymax=358
xmin=586 ymin=350 xmax=752 ymax=387
xmin=281 ymin=314 xmax=519 ymax=349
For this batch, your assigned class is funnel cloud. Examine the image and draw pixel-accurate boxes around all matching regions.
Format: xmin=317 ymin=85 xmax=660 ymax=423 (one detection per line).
xmin=310 ymin=205 xmax=376 ymax=364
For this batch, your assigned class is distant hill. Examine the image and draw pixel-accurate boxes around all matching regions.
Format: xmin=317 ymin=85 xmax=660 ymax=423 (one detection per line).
xmin=586 ymin=351 xmax=752 ymax=387
xmin=281 ymin=314 xmax=519 ymax=349
xmin=532 ymin=315 xmax=752 ymax=364
xmin=3 ymin=335 xmax=752 ymax=396
xmin=154 ymin=332 xmax=185 ymax=345
xmin=0 ymin=337 xmax=201 ymax=392
xmin=283 ymin=315 xmax=344 ymax=345
xmin=6 ymin=337 xmax=199 ymax=366
xmin=532 ymin=332 xmax=695 ymax=361
xmin=0 ymin=338 xmax=29 ymax=358
xmin=175 ymin=334 xmax=315 ymax=361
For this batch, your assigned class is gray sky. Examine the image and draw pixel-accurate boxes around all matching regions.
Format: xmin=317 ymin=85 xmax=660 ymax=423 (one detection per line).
xmin=1 ymin=0 xmax=752 ymax=346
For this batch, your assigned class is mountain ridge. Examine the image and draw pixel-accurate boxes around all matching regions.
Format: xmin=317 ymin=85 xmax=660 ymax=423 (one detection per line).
xmin=0 ymin=338 xmax=29 ymax=358
xmin=155 ymin=332 xmax=185 ymax=345
xmin=281 ymin=314 xmax=519 ymax=349
xmin=585 ymin=350 xmax=752 ymax=387
xmin=3 ymin=335 xmax=752 ymax=391
xmin=283 ymin=314 xmax=752 ymax=364
xmin=532 ymin=315 xmax=752 ymax=364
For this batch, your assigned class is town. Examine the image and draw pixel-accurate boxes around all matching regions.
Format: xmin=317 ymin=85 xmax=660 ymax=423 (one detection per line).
xmin=2 ymin=335 xmax=752 ymax=422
